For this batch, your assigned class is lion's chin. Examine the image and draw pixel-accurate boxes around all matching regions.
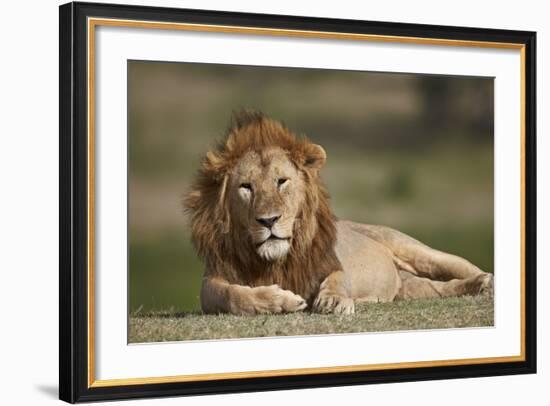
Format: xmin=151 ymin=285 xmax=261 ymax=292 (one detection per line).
xmin=256 ymin=238 xmax=290 ymax=261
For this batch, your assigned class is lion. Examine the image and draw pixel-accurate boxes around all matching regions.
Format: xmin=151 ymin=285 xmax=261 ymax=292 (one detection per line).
xmin=184 ymin=111 xmax=494 ymax=315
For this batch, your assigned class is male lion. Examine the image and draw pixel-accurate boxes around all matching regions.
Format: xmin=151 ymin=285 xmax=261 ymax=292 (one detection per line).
xmin=184 ymin=111 xmax=493 ymax=315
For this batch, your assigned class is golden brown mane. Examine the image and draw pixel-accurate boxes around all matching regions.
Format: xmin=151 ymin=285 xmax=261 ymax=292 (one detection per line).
xmin=184 ymin=111 xmax=341 ymax=304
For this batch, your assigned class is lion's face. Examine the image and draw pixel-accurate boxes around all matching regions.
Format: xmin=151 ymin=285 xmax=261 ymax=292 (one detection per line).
xmin=229 ymin=147 xmax=306 ymax=261
xmin=185 ymin=111 xmax=331 ymax=271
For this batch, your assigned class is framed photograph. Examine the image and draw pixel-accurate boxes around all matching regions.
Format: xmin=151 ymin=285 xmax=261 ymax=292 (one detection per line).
xmin=59 ymin=1 xmax=537 ymax=403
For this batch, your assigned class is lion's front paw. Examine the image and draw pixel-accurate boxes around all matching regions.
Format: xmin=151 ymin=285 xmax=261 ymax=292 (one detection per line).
xmin=313 ymin=293 xmax=355 ymax=315
xmin=253 ymin=285 xmax=308 ymax=314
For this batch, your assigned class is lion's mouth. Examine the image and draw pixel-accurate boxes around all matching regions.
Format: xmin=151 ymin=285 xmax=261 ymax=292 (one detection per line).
xmin=255 ymin=233 xmax=292 ymax=261
xmin=256 ymin=235 xmax=290 ymax=246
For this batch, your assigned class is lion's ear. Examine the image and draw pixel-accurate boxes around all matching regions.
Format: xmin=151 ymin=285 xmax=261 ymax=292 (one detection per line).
xmin=303 ymin=143 xmax=326 ymax=170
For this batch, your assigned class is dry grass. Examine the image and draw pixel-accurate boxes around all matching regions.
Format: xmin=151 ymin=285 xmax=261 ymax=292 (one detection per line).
xmin=129 ymin=295 xmax=493 ymax=343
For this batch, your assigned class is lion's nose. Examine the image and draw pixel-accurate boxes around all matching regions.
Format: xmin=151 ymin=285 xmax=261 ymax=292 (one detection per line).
xmin=256 ymin=215 xmax=281 ymax=228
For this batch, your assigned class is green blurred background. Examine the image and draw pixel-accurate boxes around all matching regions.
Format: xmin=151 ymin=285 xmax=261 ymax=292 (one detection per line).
xmin=128 ymin=61 xmax=494 ymax=314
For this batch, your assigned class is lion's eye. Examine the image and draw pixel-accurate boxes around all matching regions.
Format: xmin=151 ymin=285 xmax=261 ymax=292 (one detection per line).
xmin=240 ymin=183 xmax=252 ymax=190
xmin=277 ymin=178 xmax=288 ymax=187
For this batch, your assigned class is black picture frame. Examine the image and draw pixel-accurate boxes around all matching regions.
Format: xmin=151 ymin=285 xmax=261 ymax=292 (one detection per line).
xmin=59 ymin=1 xmax=537 ymax=403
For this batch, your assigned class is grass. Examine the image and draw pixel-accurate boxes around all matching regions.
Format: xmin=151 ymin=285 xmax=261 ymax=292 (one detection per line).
xmin=129 ymin=295 xmax=493 ymax=343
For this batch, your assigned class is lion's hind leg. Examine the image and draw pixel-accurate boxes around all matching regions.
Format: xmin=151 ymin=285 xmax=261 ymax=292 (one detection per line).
xmin=396 ymin=270 xmax=494 ymax=300
xmin=345 ymin=221 xmax=488 ymax=282
xmin=343 ymin=222 xmax=494 ymax=297
xmin=393 ymin=242 xmax=495 ymax=299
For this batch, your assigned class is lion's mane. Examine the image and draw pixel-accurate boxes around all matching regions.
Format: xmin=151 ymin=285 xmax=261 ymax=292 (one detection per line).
xmin=184 ymin=111 xmax=341 ymax=303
